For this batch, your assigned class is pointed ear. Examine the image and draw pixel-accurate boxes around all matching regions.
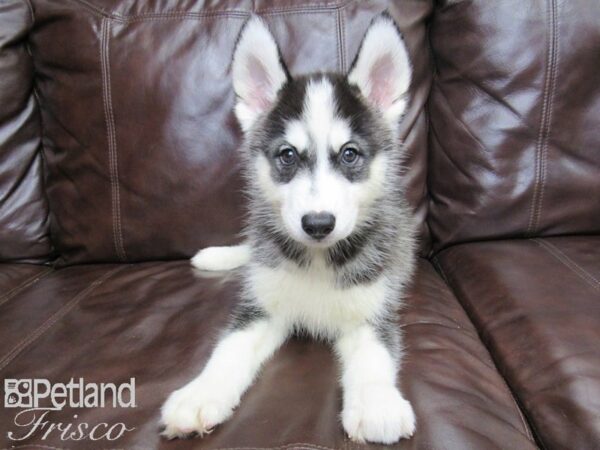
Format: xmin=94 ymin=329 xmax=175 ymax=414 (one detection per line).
xmin=347 ymin=14 xmax=412 ymax=124
xmin=232 ymin=16 xmax=289 ymax=132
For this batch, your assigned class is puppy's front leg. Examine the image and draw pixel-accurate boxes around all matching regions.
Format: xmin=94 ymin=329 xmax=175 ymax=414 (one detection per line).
xmin=161 ymin=319 xmax=286 ymax=439
xmin=335 ymin=324 xmax=416 ymax=444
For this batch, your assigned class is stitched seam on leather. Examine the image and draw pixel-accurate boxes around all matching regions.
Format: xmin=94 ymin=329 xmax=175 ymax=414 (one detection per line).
xmin=72 ymin=0 xmax=351 ymax=21
xmin=333 ymin=12 xmax=342 ymax=72
xmin=334 ymin=10 xmax=341 ymax=72
xmin=72 ymin=0 xmax=109 ymax=18
xmin=340 ymin=8 xmax=347 ymax=72
xmin=335 ymin=8 xmax=346 ymax=73
xmin=339 ymin=10 xmax=345 ymax=72
xmin=100 ymin=19 xmax=127 ymax=261
xmin=114 ymin=11 xmax=248 ymax=22
xmin=536 ymin=2 xmax=559 ymax=235
xmin=0 ymin=444 xmax=338 ymax=450
xmin=0 ymin=445 xmax=153 ymax=450
xmin=0 ymin=446 xmax=71 ymax=450
xmin=528 ymin=0 xmax=557 ymax=235
xmin=0 ymin=267 xmax=124 ymax=372
xmin=527 ymin=1 xmax=552 ymax=234
xmin=0 ymin=267 xmax=53 ymax=308
xmin=1 ymin=445 xmax=178 ymax=450
xmin=432 ymin=256 xmax=536 ymax=442
xmin=251 ymin=3 xmax=351 ymax=17
xmin=533 ymin=239 xmax=600 ymax=290
xmin=70 ymin=1 xmax=352 ymax=24
xmin=112 ymin=7 xmax=352 ymax=24
xmin=257 ymin=1 xmax=350 ymax=14
xmin=214 ymin=444 xmax=338 ymax=450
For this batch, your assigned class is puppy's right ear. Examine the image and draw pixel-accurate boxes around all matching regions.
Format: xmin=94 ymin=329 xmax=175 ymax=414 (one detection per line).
xmin=232 ymin=16 xmax=289 ymax=132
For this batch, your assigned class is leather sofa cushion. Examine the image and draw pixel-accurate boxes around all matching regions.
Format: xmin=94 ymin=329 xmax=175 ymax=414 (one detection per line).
xmin=0 ymin=264 xmax=52 ymax=309
xmin=29 ymin=0 xmax=433 ymax=265
xmin=0 ymin=260 xmax=535 ymax=448
xmin=437 ymin=236 xmax=600 ymax=449
xmin=427 ymin=0 xmax=600 ymax=252
xmin=0 ymin=0 xmax=53 ymax=262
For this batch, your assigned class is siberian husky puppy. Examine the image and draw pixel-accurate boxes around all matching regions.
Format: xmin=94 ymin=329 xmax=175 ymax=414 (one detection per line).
xmin=161 ymin=13 xmax=418 ymax=444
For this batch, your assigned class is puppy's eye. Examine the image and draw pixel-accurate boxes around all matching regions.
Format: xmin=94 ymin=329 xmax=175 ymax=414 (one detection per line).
xmin=340 ymin=144 xmax=360 ymax=165
xmin=278 ymin=146 xmax=298 ymax=166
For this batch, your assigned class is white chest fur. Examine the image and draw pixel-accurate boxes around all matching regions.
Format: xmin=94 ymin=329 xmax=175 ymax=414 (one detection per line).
xmin=248 ymin=259 xmax=389 ymax=338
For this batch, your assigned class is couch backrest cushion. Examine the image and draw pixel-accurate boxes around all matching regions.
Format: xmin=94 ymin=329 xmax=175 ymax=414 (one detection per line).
xmin=29 ymin=0 xmax=433 ymax=265
xmin=0 ymin=0 xmax=53 ymax=263
xmin=427 ymin=0 xmax=600 ymax=252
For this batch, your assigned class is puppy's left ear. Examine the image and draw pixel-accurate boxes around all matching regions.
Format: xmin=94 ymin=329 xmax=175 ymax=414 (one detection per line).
xmin=232 ymin=16 xmax=289 ymax=132
xmin=348 ymin=14 xmax=412 ymax=124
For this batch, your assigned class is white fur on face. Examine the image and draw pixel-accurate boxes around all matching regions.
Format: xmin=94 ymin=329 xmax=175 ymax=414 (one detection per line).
xmin=263 ymin=78 xmax=389 ymax=247
xmin=348 ymin=16 xmax=412 ymax=124
xmin=233 ymin=17 xmax=410 ymax=249
xmin=280 ymin=168 xmax=358 ymax=247
xmin=232 ymin=17 xmax=287 ymax=132
xmin=284 ymin=120 xmax=309 ymax=153
xmin=302 ymin=79 xmax=345 ymax=152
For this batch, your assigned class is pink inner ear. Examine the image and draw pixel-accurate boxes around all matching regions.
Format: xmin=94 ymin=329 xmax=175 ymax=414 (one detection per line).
xmin=245 ymin=55 xmax=274 ymax=112
xmin=368 ymin=53 xmax=395 ymax=110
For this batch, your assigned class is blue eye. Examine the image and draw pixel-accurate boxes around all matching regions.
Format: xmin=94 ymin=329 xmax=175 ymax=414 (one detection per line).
xmin=278 ymin=146 xmax=298 ymax=166
xmin=340 ymin=144 xmax=360 ymax=165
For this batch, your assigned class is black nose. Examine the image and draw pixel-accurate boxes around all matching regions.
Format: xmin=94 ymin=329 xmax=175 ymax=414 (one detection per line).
xmin=301 ymin=212 xmax=336 ymax=240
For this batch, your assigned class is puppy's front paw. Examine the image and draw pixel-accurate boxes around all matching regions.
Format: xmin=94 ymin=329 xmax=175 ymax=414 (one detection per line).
xmin=160 ymin=383 xmax=235 ymax=440
xmin=342 ymin=384 xmax=416 ymax=444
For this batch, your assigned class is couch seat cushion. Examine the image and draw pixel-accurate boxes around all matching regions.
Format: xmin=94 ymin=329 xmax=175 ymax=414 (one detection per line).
xmin=437 ymin=236 xmax=600 ymax=450
xmin=0 ymin=260 xmax=535 ymax=449
xmin=0 ymin=264 xmax=52 ymax=302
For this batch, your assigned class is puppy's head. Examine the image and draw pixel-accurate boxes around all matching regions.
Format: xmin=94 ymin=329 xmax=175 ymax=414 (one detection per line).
xmin=232 ymin=14 xmax=412 ymax=248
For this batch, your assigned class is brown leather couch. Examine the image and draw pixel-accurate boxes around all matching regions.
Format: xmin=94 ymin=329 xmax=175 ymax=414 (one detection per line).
xmin=1 ymin=1 xmax=598 ymax=449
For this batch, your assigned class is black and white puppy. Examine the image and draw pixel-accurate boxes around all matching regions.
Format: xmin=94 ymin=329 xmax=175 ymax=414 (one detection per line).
xmin=161 ymin=13 xmax=418 ymax=444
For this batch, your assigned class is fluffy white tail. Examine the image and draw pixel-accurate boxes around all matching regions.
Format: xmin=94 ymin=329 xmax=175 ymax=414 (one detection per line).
xmin=190 ymin=244 xmax=252 ymax=271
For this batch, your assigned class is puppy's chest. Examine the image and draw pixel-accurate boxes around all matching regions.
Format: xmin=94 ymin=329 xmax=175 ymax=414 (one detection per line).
xmin=248 ymin=262 xmax=389 ymax=335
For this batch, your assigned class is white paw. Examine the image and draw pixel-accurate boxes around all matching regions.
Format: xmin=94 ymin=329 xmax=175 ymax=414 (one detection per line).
xmin=342 ymin=384 xmax=416 ymax=444
xmin=160 ymin=382 xmax=236 ymax=439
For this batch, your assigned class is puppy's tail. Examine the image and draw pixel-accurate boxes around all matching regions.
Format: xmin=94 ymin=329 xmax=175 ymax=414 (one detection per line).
xmin=190 ymin=243 xmax=252 ymax=271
